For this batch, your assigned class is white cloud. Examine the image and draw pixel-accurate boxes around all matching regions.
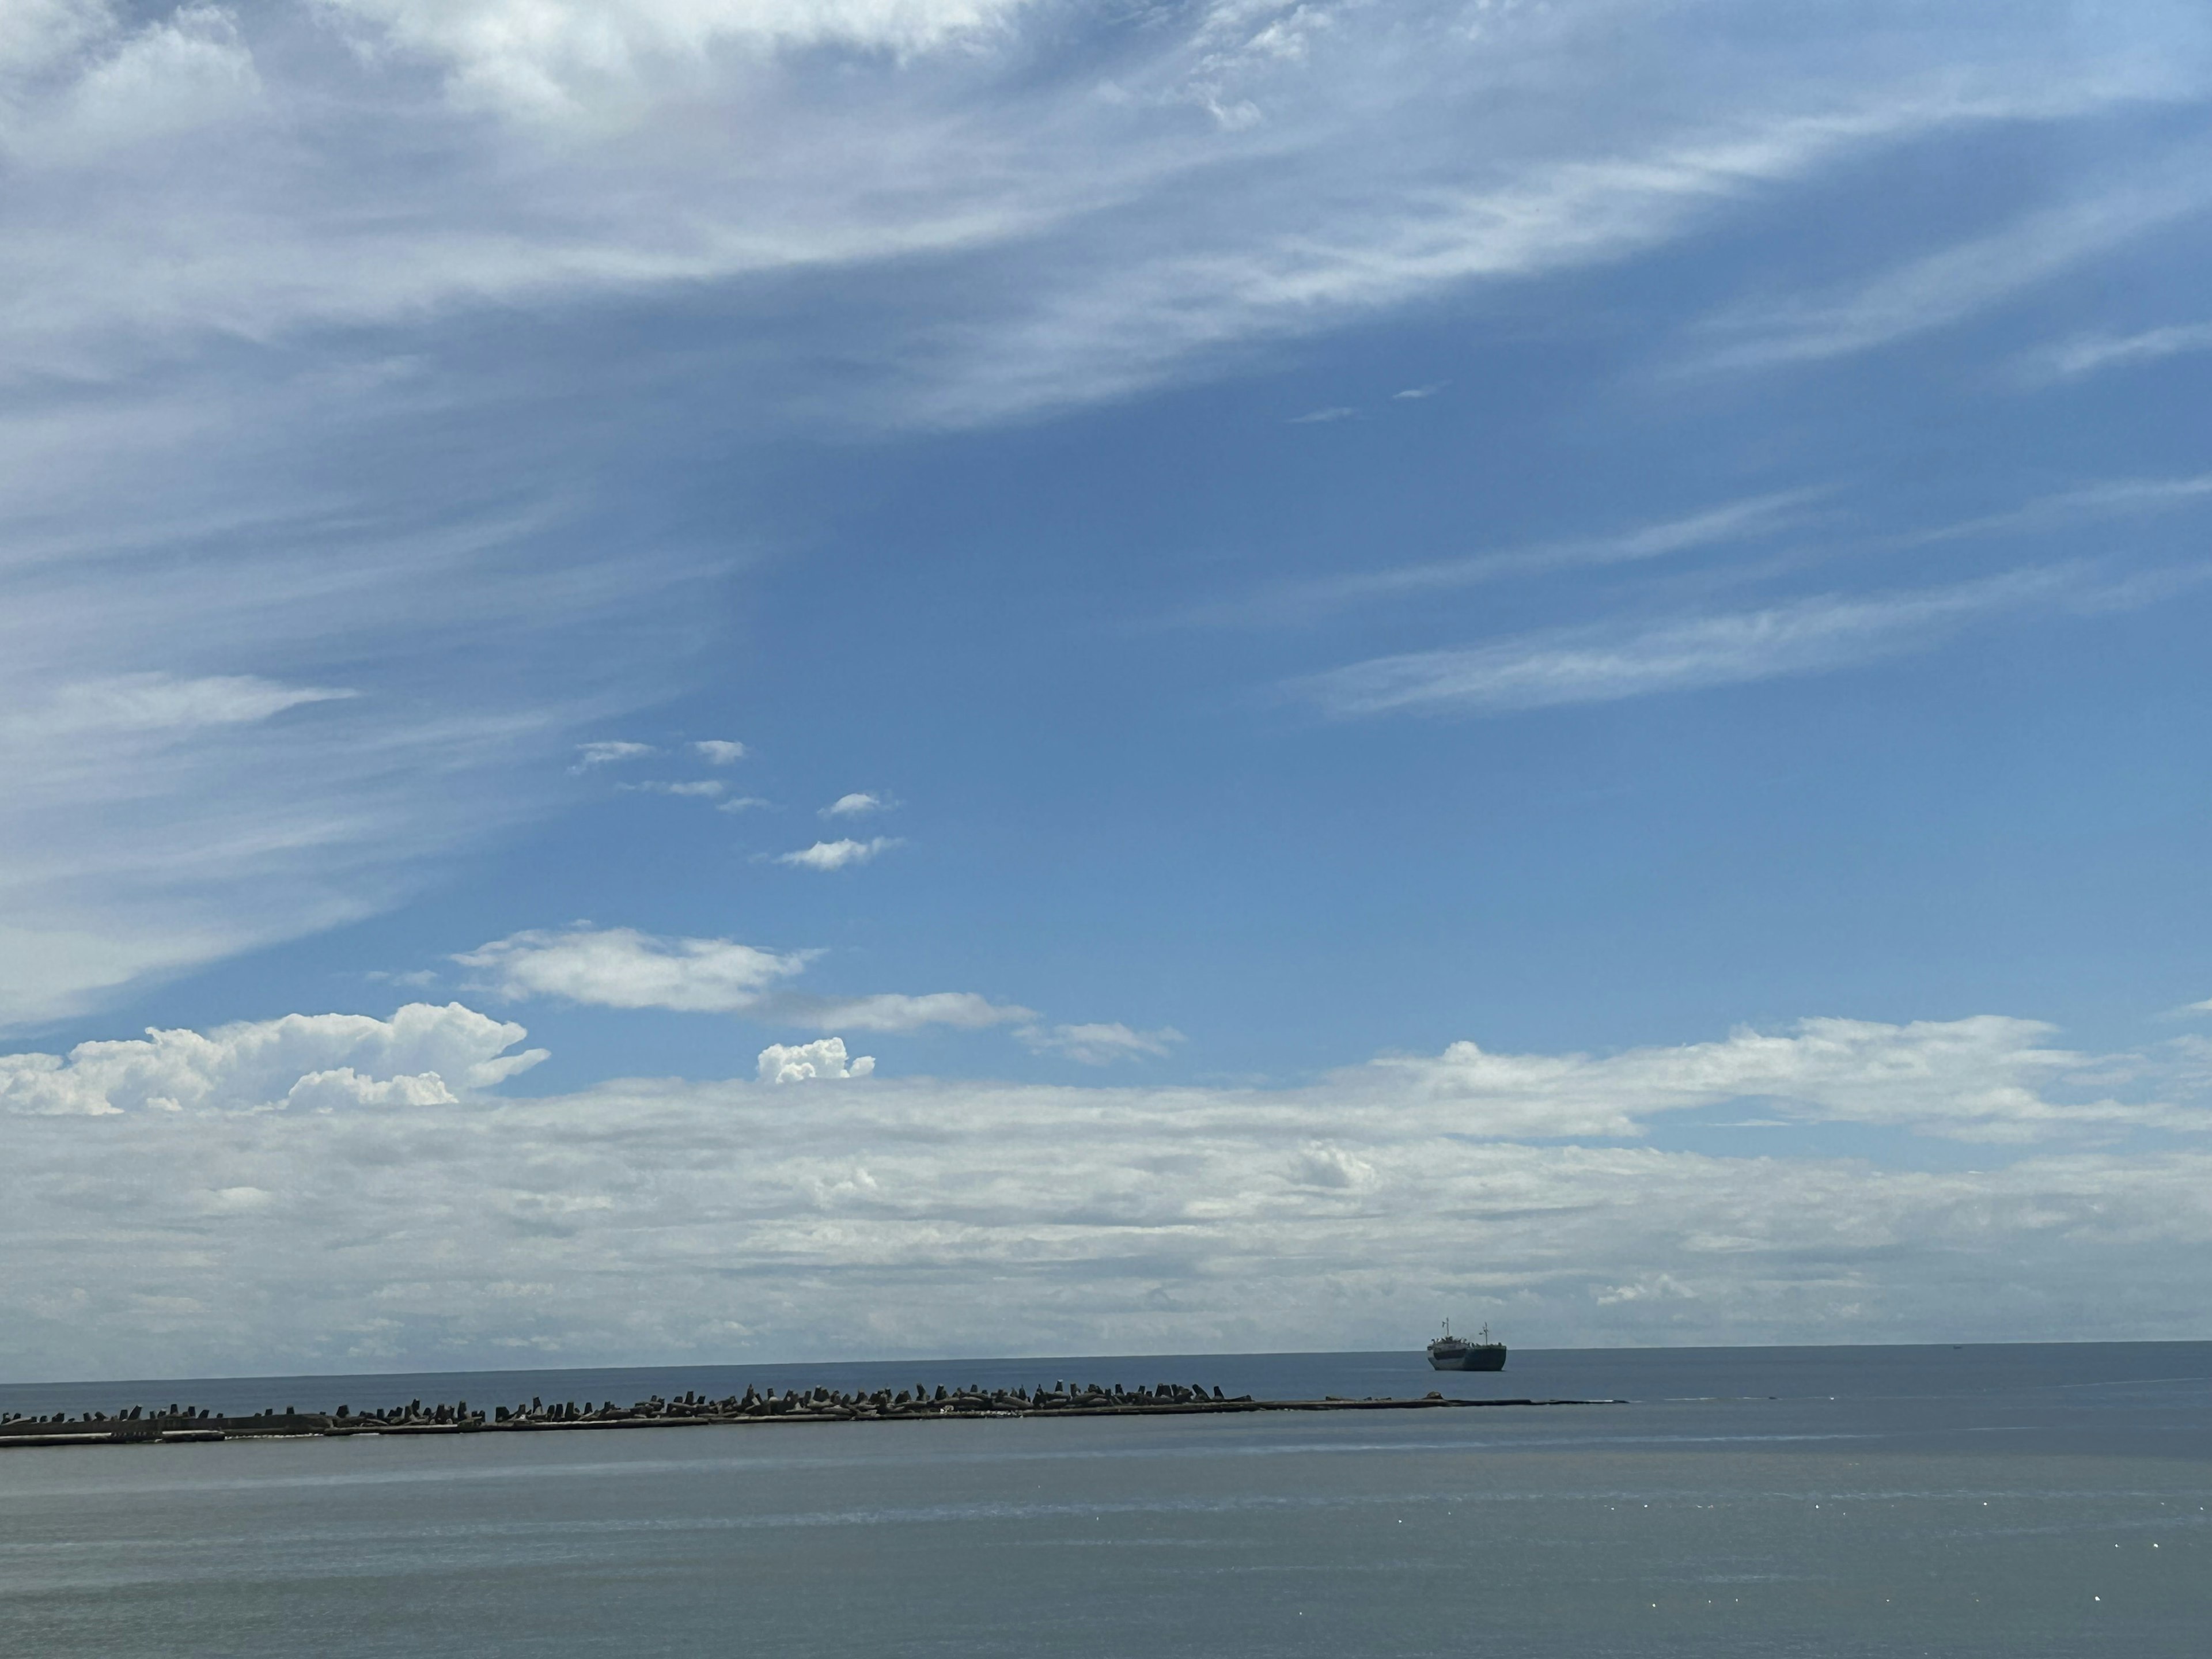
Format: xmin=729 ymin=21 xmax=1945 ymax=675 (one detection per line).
xmin=0 ymin=0 xmax=111 ymax=83
xmin=0 ymin=640 xmax=593 ymax=1032
xmin=8 ymin=3 xmax=262 ymax=165
xmin=1593 ymin=1272 xmax=1696 ymax=1306
xmin=822 ymin=791 xmax=886 ymax=817
xmin=1891 ymin=473 xmax=2212 ymax=549
xmin=1392 ymin=383 xmax=1446 ymax=400
xmin=0 ymin=1002 xmax=544 ymax=1118
xmin=1298 ymin=568 xmax=2067 ymax=717
xmin=1291 ymin=1141 xmax=1377 ymax=1191
xmin=0 ymin=2 xmax=2176 ymax=405
xmin=571 ymin=740 xmax=658 ymax=770
xmin=1288 ymin=406 xmax=1358 ymax=425
xmin=617 ymin=778 xmax=725 ymax=797
xmin=794 ymin=992 xmax=1033 ymax=1032
xmin=325 ymin=0 xmax=1035 ymax=119
xmin=1212 ymin=490 xmax=1821 ymax=626
xmin=715 ymin=796 xmax=772 ymax=813
xmin=454 ymin=926 xmax=1015 ymax=1029
xmin=693 ymin=739 xmax=748 ymax=764
xmin=1358 ymin=1015 xmax=2209 ymax=1143
xmin=757 ymin=1036 xmax=876 ymax=1083
xmin=3 ymin=673 xmax=356 ymax=737
xmin=2 ymin=1003 xmax=2209 ymax=1375
xmin=908 ymin=69 xmax=2184 ymax=426
xmin=1692 ymin=170 xmax=2210 ymax=372
xmin=1020 ymin=1021 xmax=1185 ymax=1065
xmin=2018 ymin=321 xmax=2212 ymax=383
xmin=777 ymin=836 xmax=902 ymax=870
xmin=0 ymin=1 xmax=2196 ymax=1035
xmin=457 ymin=926 xmax=812 ymax=1012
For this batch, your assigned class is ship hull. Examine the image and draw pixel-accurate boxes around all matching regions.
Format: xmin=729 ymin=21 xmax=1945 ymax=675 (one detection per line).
xmin=1427 ymin=1345 xmax=1507 ymax=1372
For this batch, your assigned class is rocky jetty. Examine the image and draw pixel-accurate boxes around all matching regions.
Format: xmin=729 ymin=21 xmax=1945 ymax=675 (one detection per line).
xmin=0 ymin=1380 xmax=1613 ymax=1449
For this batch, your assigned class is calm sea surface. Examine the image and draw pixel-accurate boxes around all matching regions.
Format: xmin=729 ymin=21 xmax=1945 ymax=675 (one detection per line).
xmin=2 ymin=1343 xmax=2207 ymax=1657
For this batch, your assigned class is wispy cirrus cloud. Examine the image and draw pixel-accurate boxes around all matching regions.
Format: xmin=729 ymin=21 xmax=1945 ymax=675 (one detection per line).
xmin=4 ymin=674 xmax=356 ymax=737
xmin=11 ymin=0 xmax=2158 ymax=397
xmin=1889 ymin=473 xmax=2212 ymax=549
xmin=1 ymin=0 xmax=2203 ymax=1037
xmin=570 ymin=741 xmax=657 ymax=771
xmin=790 ymin=992 xmax=1033 ymax=1033
xmin=1691 ymin=166 xmax=2212 ymax=373
xmin=1201 ymin=491 xmax=1821 ymax=628
xmin=616 ymin=779 xmax=725 ymax=798
xmin=1019 ymin=1021 xmax=1186 ymax=1065
xmin=1297 ymin=567 xmax=2069 ymax=717
xmin=2016 ymin=320 xmax=2212 ymax=383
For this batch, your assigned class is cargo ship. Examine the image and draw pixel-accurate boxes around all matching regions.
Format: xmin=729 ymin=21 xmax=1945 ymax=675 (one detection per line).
xmin=1427 ymin=1320 xmax=1507 ymax=1372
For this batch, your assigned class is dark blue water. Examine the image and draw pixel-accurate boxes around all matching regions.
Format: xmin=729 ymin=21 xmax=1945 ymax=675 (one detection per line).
xmin=3 ymin=1344 xmax=2207 ymax=1656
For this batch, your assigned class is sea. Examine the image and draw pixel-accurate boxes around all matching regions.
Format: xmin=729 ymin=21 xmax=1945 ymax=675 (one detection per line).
xmin=1 ymin=1343 xmax=2207 ymax=1657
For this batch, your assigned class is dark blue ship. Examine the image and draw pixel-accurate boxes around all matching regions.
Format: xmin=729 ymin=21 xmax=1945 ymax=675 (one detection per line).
xmin=1427 ymin=1320 xmax=1507 ymax=1371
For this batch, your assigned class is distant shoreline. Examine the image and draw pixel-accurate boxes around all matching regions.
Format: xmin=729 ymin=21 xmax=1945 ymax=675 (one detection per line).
xmin=2 ymin=1381 xmax=1616 ymax=1450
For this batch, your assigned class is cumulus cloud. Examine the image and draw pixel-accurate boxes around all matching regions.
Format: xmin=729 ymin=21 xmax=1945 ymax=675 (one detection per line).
xmin=2 ymin=1003 xmax=2210 ymax=1375
xmin=757 ymin=1036 xmax=876 ymax=1083
xmin=454 ymin=926 xmax=1017 ymax=1029
xmin=777 ymin=836 xmax=902 ymax=870
xmin=457 ymin=927 xmax=811 ymax=1013
xmin=822 ymin=791 xmax=886 ymax=817
xmin=693 ymin=740 xmax=748 ymax=764
xmin=1020 ymin=1021 xmax=1185 ymax=1065
xmin=0 ymin=1002 xmax=544 ymax=1118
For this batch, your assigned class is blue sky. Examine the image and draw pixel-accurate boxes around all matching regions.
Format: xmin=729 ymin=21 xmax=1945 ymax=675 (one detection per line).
xmin=4 ymin=0 xmax=2212 ymax=1376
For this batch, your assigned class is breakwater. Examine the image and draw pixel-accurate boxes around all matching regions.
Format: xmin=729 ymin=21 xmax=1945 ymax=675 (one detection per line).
xmin=0 ymin=1378 xmax=1615 ymax=1448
